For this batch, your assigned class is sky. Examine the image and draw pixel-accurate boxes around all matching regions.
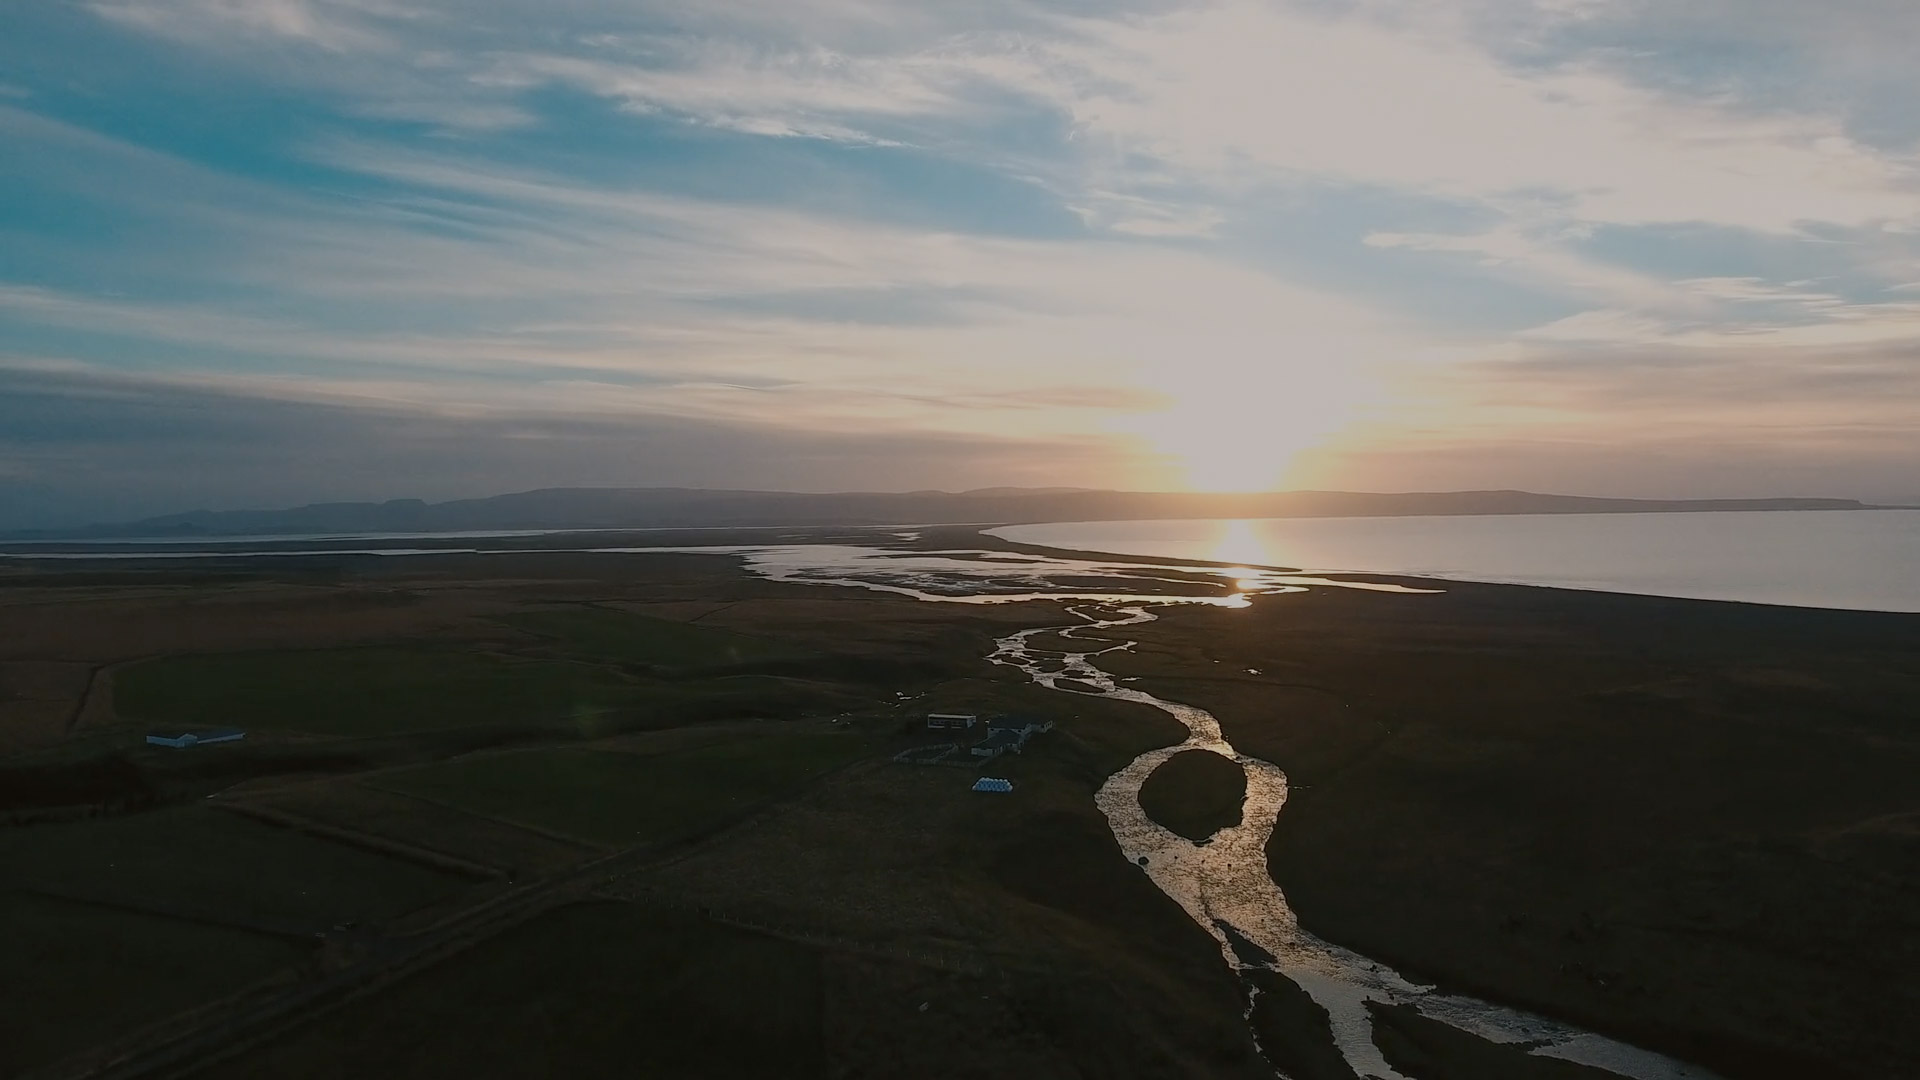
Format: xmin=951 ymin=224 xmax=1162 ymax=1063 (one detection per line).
xmin=3 ymin=0 xmax=1918 ymax=527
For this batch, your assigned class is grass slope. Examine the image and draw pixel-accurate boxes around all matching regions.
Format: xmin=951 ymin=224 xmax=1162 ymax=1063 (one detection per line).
xmin=372 ymin=731 xmax=872 ymax=847
xmin=198 ymin=902 xmax=822 ymax=1080
xmin=116 ymin=647 xmax=638 ymax=737
xmin=1110 ymin=579 xmax=1920 ymax=1078
xmin=0 ymin=805 xmax=469 ymax=927
xmin=503 ymin=607 xmax=809 ymax=670
xmin=0 ymin=892 xmax=301 ymax=1076
xmin=1137 ymin=748 xmax=1246 ymax=842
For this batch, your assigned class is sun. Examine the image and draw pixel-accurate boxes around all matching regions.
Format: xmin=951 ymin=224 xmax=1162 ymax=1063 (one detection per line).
xmin=1095 ymin=305 xmax=1395 ymax=493
xmin=1122 ymin=382 xmax=1364 ymax=493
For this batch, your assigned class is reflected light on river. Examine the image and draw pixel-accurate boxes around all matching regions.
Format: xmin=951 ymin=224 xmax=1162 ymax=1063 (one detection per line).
xmin=1209 ymin=519 xmax=1276 ymax=567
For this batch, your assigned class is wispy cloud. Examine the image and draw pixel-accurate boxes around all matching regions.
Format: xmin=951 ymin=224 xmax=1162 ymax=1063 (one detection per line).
xmin=3 ymin=0 xmax=1919 ymax=520
xmin=0 ymin=361 xmax=1133 ymax=528
xmin=87 ymin=0 xmax=411 ymax=52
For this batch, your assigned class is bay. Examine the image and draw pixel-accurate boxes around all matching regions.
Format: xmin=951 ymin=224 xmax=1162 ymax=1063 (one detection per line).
xmin=991 ymin=509 xmax=1920 ymax=613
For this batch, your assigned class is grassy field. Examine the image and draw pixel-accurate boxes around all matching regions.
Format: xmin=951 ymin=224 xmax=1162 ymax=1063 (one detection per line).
xmin=0 ymin=549 xmax=1272 ymax=1079
xmin=1110 ymin=579 xmax=1920 ymax=1078
xmin=636 ymin=727 xmax=1271 ymax=1078
xmin=115 ymin=647 xmax=641 ymax=737
xmin=502 ymin=606 xmax=810 ymax=670
xmin=195 ymin=901 xmax=823 ymax=1080
xmin=240 ymin=782 xmax=598 ymax=878
xmin=0 ymin=804 xmax=470 ymax=928
xmin=370 ymin=730 xmax=874 ymax=847
xmin=1137 ymin=749 xmax=1246 ymax=842
xmin=26 ymin=541 xmax=1919 ymax=1077
xmin=0 ymin=891 xmax=303 ymax=1077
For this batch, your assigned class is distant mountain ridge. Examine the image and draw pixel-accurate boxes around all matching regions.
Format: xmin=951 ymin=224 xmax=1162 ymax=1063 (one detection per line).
xmin=1 ymin=487 xmax=1881 ymax=541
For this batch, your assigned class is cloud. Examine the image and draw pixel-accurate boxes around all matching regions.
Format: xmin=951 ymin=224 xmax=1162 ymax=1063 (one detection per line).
xmin=77 ymin=0 xmax=1920 ymax=234
xmin=0 ymin=363 xmax=1147 ymax=528
xmin=1056 ymin=3 xmax=1919 ymax=232
xmin=1365 ymin=225 xmax=1710 ymax=316
xmin=3 ymin=113 xmax=1417 ymax=445
xmin=493 ymin=46 xmax=963 ymax=143
xmin=87 ymin=0 xmax=409 ymax=52
xmin=9 ymin=0 xmax=1920 ymax=512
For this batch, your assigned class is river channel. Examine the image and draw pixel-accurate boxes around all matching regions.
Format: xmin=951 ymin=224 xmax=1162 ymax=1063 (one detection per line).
xmin=731 ymin=544 xmax=1726 ymax=1080
xmin=12 ymin=533 xmax=1730 ymax=1076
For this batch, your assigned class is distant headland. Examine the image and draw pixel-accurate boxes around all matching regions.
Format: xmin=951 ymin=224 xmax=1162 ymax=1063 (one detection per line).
xmin=1 ymin=487 xmax=1882 ymax=541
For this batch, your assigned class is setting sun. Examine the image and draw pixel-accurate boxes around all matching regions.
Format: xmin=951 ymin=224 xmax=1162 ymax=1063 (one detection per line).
xmin=1120 ymin=358 xmax=1381 ymax=493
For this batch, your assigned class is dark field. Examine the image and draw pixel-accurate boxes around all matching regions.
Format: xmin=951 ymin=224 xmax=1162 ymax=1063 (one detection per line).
xmin=197 ymin=902 xmax=825 ymax=1080
xmin=116 ymin=647 xmax=641 ymax=737
xmin=2 ymin=541 xmax=1917 ymax=1079
xmin=0 ymin=892 xmax=301 ymax=1076
xmin=0 ymin=805 xmax=468 ymax=926
xmin=501 ymin=605 xmax=810 ymax=670
xmin=371 ymin=732 xmax=874 ymax=847
xmin=1103 ymin=578 xmax=1920 ymax=1080
xmin=0 ymin=547 xmax=1256 ymax=1079
xmin=1138 ymin=748 xmax=1245 ymax=841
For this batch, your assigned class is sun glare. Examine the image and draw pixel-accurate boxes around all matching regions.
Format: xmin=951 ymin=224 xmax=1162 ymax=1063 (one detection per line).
xmin=1125 ymin=379 xmax=1371 ymax=493
xmin=1114 ymin=336 xmax=1386 ymax=493
xmin=1210 ymin=522 xmax=1275 ymax=567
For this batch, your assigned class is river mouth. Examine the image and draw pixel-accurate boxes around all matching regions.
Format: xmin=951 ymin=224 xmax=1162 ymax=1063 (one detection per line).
xmin=723 ymin=543 xmax=1724 ymax=1080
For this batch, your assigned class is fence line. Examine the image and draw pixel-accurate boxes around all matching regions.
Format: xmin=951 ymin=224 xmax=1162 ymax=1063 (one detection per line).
xmin=600 ymin=886 xmax=1001 ymax=977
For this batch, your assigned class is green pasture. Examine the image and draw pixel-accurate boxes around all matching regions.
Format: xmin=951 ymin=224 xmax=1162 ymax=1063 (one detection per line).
xmin=0 ymin=891 xmax=303 ymax=1076
xmin=502 ymin=607 xmax=810 ymax=670
xmin=199 ymin=902 xmax=822 ymax=1080
xmin=0 ymin=804 xmax=468 ymax=929
xmin=116 ymin=647 xmax=638 ymax=737
xmin=372 ymin=731 xmax=872 ymax=847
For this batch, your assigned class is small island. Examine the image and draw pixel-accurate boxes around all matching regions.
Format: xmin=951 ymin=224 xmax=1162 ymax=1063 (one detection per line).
xmin=1138 ymin=748 xmax=1247 ymax=842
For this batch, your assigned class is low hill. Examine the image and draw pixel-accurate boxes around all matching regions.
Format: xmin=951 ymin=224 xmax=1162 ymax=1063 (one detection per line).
xmin=3 ymin=488 xmax=1878 ymax=540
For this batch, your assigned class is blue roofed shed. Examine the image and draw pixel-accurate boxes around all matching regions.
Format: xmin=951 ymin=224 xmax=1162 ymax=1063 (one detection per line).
xmin=972 ymin=777 xmax=1013 ymax=793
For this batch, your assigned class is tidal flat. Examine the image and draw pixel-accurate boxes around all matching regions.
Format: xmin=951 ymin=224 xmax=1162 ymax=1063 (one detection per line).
xmin=0 ymin=537 xmax=1915 ymax=1079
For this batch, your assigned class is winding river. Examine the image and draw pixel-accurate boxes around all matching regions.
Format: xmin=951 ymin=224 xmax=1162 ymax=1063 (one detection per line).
xmin=732 ymin=544 xmax=1726 ymax=1080
xmin=14 ymin=533 xmax=1727 ymax=1076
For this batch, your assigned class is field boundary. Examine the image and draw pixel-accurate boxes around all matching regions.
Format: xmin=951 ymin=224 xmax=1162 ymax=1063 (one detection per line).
xmin=214 ymin=800 xmax=505 ymax=881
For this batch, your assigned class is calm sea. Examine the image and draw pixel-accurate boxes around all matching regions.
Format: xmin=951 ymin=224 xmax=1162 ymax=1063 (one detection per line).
xmin=991 ymin=509 xmax=1920 ymax=613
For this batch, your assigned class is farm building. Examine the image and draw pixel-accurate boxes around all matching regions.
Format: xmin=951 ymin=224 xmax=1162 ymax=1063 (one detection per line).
xmin=972 ymin=777 xmax=1013 ymax=793
xmin=970 ymin=715 xmax=1055 ymax=758
xmin=969 ymin=729 xmax=1024 ymax=759
xmin=927 ymin=712 xmax=978 ymax=731
xmin=989 ymin=716 xmax=1053 ymax=738
xmin=145 ymin=729 xmax=245 ymax=749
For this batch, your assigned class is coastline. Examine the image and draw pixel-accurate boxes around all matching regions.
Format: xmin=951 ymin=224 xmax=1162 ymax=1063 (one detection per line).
xmin=982 ymin=510 xmax=1920 ymax=614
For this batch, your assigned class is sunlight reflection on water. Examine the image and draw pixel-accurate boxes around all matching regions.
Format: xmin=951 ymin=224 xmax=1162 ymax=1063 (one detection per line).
xmin=0 ymin=532 xmax=1735 ymax=1075
xmin=720 ymin=544 xmax=1721 ymax=1080
xmin=994 ymin=510 xmax=1920 ymax=613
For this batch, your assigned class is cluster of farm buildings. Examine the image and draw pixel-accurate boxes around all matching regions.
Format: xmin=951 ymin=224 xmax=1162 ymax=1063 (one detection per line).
xmin=926 ymin=712 xmax=1053 ymax=759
